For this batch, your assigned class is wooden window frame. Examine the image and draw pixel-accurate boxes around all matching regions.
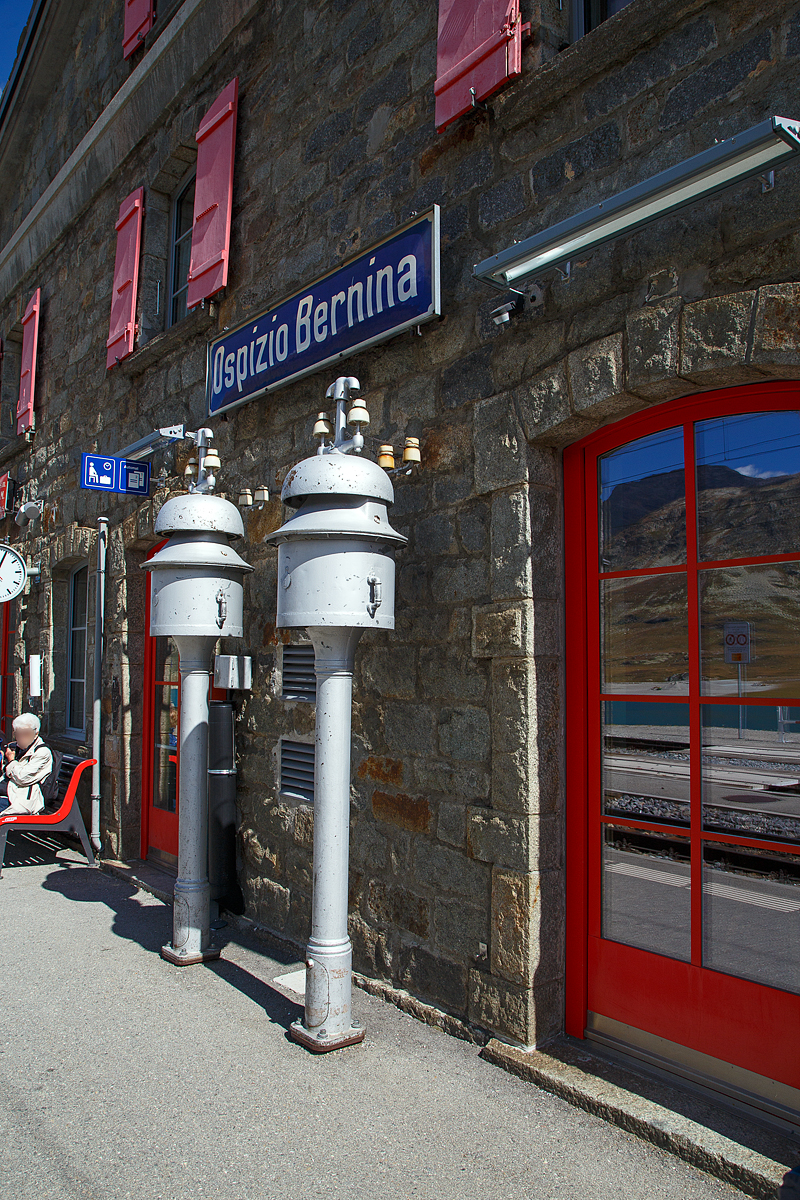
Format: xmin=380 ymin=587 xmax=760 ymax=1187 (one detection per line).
xmin=167 ymin=168 xmax=196 ymax=329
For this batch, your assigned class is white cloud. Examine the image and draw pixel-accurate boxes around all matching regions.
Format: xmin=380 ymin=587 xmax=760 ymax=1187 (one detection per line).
xmin=735 ymin=464 xmax=789 ymax=479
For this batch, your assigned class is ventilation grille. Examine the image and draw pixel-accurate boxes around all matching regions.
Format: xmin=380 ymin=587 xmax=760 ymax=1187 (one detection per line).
xmin=280 ymin=740 xmax=315 ymax=802
xmin=282 ymin=643 xmax=316 ymax=703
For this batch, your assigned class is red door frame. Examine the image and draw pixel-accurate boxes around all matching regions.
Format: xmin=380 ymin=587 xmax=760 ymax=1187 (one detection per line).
xmin=565 ymin=380 xmax=800 ymax=1088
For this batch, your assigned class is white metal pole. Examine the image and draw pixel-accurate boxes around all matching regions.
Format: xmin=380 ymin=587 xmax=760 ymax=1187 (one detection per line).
xmin=291 ymin=625 xmax=365 ymax=1052
xmin=90 ymin=516 xmax=107 ymax=852
xmin=161 ymin=633 xmax=220 ymax=965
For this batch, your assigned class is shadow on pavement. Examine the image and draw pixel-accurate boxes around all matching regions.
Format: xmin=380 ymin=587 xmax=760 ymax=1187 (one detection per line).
xmin=2 ymin=829 xmax=73 ymax=872
xmin=33 ymin=852 xmax=304 ymax=1031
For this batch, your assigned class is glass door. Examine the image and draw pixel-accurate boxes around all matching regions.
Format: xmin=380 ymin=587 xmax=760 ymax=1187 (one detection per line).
xmin=141 ymin=543 xmax=180 ymax=868
xmin=565 ymin=384 xmax=800 ymax=1102
xmin=144 ymin=636 xmax=180 ymax=867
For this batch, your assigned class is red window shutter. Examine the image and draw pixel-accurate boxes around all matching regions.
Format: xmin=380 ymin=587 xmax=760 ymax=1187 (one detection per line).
xmin=106 ymin=187 xmax=144 ymax=370
xmin=123 ymin=0 xmax=154 ymax=59
xmin=186 ymin=78 xmax=238 ymax=311
xmin=435 ymin=0 xmax=523 ymax=132
xmin=17 ymin=289 xmax=40 ymax=436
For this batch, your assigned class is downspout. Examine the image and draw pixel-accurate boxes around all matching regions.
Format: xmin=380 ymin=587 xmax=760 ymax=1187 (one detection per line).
xmin=90 ymin=516 xmax=107 ymax=852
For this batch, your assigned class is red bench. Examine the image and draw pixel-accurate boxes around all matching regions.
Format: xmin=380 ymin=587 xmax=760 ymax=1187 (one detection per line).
xmin=0 ymin=756 xmax=96 ymax=878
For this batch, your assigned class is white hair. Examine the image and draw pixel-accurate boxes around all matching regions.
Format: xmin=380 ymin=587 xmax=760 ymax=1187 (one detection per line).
xmin=12 ymin=713 xmax=40 ymax=736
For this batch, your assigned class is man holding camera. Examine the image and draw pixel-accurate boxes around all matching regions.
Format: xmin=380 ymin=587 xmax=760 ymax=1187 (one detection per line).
xmin=0 ymin=713 xmax=54 ymax=815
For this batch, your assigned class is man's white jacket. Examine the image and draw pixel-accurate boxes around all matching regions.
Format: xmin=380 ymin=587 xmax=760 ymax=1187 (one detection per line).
xmin=4 ymin=737 xmax=53 ymax=813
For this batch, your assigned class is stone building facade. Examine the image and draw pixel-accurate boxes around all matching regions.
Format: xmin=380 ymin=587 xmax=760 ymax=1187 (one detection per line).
xmin=1 ymin=0 xmax=800 ymax=1114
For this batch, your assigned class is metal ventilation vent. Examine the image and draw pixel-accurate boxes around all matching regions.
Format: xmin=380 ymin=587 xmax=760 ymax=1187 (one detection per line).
xmin=280 ymin=740 xmax=315 ymax=802
xmin=282 ymin=643 xmax=316 ymax=703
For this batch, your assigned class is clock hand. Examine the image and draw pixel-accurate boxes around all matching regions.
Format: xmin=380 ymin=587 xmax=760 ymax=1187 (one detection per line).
xmin=0 ymin=552 xmax=7 ymax=572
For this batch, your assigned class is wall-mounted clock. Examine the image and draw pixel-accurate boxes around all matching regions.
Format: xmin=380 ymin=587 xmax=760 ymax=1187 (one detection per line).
xmin=0 ymin=544 xmax=28 ymax=602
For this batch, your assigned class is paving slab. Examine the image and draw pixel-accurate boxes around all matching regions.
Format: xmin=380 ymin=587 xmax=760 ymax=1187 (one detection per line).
xmin=0 ymin=830 xmax=795 ymax=1200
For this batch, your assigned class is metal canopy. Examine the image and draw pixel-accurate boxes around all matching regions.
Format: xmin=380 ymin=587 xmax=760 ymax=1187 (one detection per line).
xmin=473 ymin=116 xmax=800 ymax=290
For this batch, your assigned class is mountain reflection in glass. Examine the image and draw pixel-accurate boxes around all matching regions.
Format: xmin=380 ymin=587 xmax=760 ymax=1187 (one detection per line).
xmin=701 ymin=705 xmax=800 ymax=845
xmin=695 ymin=411 xmax=800 ymax=561
xmin=699 ymin=562 xmax=800 ymax=697
xmin=601 ymin=574 xmax=689 ymax=693
xmin=599 ymin=427 xmax=685 ymax=571
xmin=603 ymin=701 xmax=690 ymax=826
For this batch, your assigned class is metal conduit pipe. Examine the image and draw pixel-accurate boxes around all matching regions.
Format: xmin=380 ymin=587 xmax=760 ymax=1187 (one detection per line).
xmin=90 ymin=516 xmax=108 ymax=853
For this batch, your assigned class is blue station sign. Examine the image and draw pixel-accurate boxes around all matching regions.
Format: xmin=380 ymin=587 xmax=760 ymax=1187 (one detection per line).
xmin=81 ymin=454 xmax=151 ymax=496
xmin=206 ymin=207 xmax=440 ymax=418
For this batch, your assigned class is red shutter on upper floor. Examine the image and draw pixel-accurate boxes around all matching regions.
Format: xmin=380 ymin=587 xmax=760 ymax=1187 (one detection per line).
xmin=123 ymin=0 xmax=154 ymax=59
xmin=435 ymin=0 xmax=523 ymax=132
xmin=106 ymin=187 xmax=144 ymax=370
xmin=186 ymin=77 xmax=238 ymax=311
xmin=17 ymin=289 xmax=40 ymax=437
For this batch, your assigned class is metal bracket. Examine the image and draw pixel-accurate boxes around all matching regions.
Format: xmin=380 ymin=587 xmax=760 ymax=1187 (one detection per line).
xmin=760 ymin=169 xmax=775 ymax=193
xmin=470 ymin=87 xmax=489 ymax=115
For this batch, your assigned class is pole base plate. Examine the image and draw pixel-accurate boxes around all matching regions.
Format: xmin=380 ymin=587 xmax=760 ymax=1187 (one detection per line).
xmin=290 ymin=1019 xmax=366 ymax=1053
xmin=160 ymin=943 xmax=221 ymax=966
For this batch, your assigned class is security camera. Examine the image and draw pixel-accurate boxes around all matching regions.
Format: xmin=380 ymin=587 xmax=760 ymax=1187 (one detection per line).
xmin=490 ymin=295 xmax=525 ymax=326
xmin=15 ymin=500 xmax=41 ymax=528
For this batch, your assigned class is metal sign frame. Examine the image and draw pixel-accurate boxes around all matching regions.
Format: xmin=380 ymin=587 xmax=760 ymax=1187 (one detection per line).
xmin=206 ymin=207 xmax=441 ymax=419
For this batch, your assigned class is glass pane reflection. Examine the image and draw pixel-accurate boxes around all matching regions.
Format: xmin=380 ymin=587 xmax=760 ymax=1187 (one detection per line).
xmin=701 ymin=705 xmax=800 ymax=844
xmin=602 ymin=574 xmax=689 ymax=693
xmin=703 ymin=842 xmax=800 ymax=993
xmin=599 ymin=427 xmax=685 ymax=571
xmin=153 ymin=683 xmax=178 ymax=813
xmin=603 ymin=702 xmax=690 ymax=826
xmin=155 ymin=637 xmax=180 ymax=683
xmin=603 ymin=825 xmax=690 ymax=961
xmin=695 ymin=411 xmax=800 ymax=561
xmin=699 ymin=562 xmax=800 ymax=698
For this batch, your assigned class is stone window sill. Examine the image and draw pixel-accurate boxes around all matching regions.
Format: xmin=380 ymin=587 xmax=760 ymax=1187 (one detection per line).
xmin=506 ymin=0 xmax=709 ymax=121
xmin=117 ymin=306 xmax=216 ymax=377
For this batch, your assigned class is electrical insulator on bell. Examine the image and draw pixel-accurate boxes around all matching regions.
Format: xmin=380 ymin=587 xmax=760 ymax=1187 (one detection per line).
xmin=402 ymin=437 xmax=421 ymax=464
xmin=313 ymin=412 xmax=333 ymax=440
xmin=203 ymin=448 xmax=221 ymax=472
xmin=238 ymin=488 xmax=253 ymax=508
xmin=347 ymin=398 xmax=370 ymax=427
xmin=378 ymin=445 xmax=395 ymax=470
xmin=254 ymin=485 xmax=270 ymax=504
xmin=184 ymin=456 xmax=198 ymax=480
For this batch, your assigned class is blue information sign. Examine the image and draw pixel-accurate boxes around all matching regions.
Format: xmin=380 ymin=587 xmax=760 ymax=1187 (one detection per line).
xmin=81 ymin=454 xmax=150 ymax=496
xmin=206 ymin=207 xmax=440 ymax=418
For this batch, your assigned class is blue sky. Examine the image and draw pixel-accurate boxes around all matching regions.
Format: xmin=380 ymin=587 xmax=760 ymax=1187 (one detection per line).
xmin=0 ymin=1 xmax=33 ymax=100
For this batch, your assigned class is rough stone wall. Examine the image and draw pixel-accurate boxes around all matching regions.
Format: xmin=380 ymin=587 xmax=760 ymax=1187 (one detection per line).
xmin=1 ymin=0 xmax=800 ymax=1043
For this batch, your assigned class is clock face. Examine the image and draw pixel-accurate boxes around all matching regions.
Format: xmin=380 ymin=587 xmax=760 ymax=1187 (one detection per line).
xmin=0 ymin=545 xmax=28 ymax=602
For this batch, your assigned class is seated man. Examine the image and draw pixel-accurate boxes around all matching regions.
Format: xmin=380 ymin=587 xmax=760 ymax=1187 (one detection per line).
xmin=0 ymin=713 xmax=53 ymax=815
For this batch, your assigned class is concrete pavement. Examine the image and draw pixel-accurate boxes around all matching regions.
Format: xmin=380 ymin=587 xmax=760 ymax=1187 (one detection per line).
xmin=0 ymin=832 xmax=783 ymax=1200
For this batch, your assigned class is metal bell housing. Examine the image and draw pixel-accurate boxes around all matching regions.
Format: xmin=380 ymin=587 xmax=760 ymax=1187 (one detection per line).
xmin=265 ymin=453 xmax=407 ymax=630
xmin=144 ymin=493 xmax=253 ymax=639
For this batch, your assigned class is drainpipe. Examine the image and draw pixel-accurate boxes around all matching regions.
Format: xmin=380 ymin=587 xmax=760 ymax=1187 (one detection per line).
xmin=90 ymin=516 xmax=107 ymax=853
